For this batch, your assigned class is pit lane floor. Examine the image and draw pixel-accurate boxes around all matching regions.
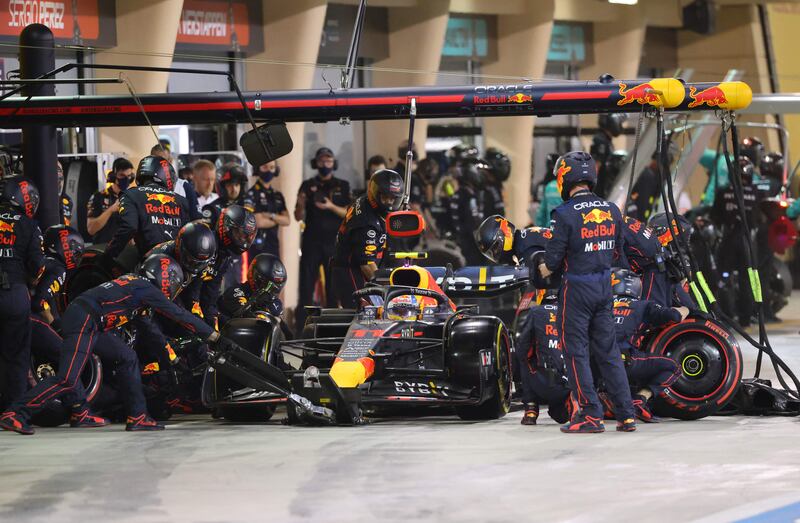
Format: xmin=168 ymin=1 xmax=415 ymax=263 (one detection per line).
xmin=2 ymin=300 xmax=800 ymax=523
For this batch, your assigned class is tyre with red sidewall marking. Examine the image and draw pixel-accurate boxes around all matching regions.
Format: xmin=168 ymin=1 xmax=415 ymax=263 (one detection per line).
xmin=646 ymin=317 xmax=742 ymax=420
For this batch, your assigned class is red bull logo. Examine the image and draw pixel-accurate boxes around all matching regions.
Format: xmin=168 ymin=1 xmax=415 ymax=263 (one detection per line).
xmin=581 ymin=209 xmax=613 ymax=225
xmin=0 ymin=220 xmax=13 ymax=233
xmin=556 ymin=160 xmax=571 ymax=195
xmin=687 ymin=86 xmax=728 ymax=109
xmin=147 ymin=193 xmax=176 ymax=205
xmin=617 ymin=82 xmax=660 ymax=106
xmin=507 ymin=93 xmax=532 ymax=104
xmin=19 ymin=180 xmax=35 ymax=218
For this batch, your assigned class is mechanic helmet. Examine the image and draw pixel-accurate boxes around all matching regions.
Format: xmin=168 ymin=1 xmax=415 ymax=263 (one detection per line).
xmin=216 ymin=204 xmax=257 ymax=254
xmin=475 ymin=215 xmax=516 ymax=264
xmin=554 ymin=151 xmax=596 ymax=200
xmin=174 ymin=221 xmax=217 ymax=276
xmin=611 ymin=268 xmax=642 ymax=299
xmin=248 ymin=253 xmax=287 ymax=296
xmin=649 ymin=212 xmax=692 ymax=281
xmin=543 ymin=153 xmax=561 ymax=185
xmin=760 ymin=152 xmax=783 ymax=182
xmin=447 ymin=144 xmax=479 ymax=166
xmin=598 ymin=113 xmax=627 ymax=137
xmin=484 ymin=148 xmax=511 ymax=182
xmin=0 ymin=175 xmax=39 ymax=218
xmin=740 ymin=136 xmax=765 ymax=167
xmin=454 ymin=158 xmax=485 ymax=189
xmin=310 ymin=147 xmax=337 ymax=173
xmin=138 ymin=253 xmax=184 ymax=300
xmin=43 ymin=225 xmax=85 ymax=271
xmin=218 ymin=162 xmax=247 ymax=189
xmin=136 ymin=155 xmax=176 ymax=191
xmin=385 ymin=294 xmax=421 ymax=321
xmin=367 ymin=169 xmax=404 ymax=217
xmin=737 ymin=156 xmax=755 ymax=184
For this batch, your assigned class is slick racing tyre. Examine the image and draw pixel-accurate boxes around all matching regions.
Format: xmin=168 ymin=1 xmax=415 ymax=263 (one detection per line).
xmin=449 ymin=317 xmax=512 ymax=420
xmin=646 ymin=317 xmax=742 ymax=420
xmin=29 ymin=354 xmax=103 ymax=427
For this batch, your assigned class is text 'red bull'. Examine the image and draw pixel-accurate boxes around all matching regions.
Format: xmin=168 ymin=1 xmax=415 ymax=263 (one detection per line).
xmin=617 ymin=82 xmax=659 ymax=106
xmin=687 ymin=86 xmax=728 ymax=109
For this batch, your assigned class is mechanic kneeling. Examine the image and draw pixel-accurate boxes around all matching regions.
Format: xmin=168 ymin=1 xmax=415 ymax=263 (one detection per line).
xmin=538 ymin=151 xmax=636 ymax=433
xmin=0 ymin=254 xmax=236 ymax=435
xmin=218 ymin=253 xmax=286 ymax=323
xmin=329 ymin=169 xmax=403 ymax=309
xmin=610 ymin=268 xmax=688 ymax=422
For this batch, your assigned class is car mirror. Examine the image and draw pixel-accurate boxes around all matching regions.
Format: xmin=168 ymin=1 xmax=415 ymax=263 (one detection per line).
xmin=386 ymin=210 xmax=424 ymax=238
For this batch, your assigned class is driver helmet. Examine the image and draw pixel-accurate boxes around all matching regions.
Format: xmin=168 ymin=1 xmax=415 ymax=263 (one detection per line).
xmin=385 ymin=294 xmax=421 ymax=321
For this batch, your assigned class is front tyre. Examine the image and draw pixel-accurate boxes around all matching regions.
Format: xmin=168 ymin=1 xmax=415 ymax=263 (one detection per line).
xmin=453 ymin=320 xmax=512 ymax=420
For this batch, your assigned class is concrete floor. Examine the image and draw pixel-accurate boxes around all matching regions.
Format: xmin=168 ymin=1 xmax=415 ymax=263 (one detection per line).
xmin=1 ymin=299 xmax=799 ymax=523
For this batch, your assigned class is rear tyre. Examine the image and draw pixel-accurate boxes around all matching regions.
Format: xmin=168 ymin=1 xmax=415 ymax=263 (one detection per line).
xmin=646 ymin=317 xmax=742 ymax=420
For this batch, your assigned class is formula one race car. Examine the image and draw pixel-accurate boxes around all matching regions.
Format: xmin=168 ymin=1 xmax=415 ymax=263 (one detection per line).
xmin=204 ymin=262 xmax=516 ymax=424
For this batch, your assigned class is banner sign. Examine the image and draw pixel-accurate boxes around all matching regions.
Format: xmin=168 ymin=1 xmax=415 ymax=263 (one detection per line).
xmin=0 ymin=0 xmax=115 ymax=46
xmin=176 ymin=0 xmax=262 ymax=54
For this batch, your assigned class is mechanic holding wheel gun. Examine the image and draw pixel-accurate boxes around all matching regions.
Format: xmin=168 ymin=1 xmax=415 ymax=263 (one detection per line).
xmin=329 ymin=169 xmax=404 ymax=309
xmin=537 ymin=151 xmax=637 ymax=433
xmin=0 ymin=254 xmax=241 ymax=435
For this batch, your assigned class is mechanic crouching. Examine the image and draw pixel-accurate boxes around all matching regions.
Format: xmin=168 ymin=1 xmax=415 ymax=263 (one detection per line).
xmin=537 ymin=151 xmax=636 ymax=433
xmin=329 ymin=169 xmax=403 ymax=309
xmin=217 ymin=253 xmax=286 ymax=323
xmin=0 ymin=254 xmax=237 ymax=435
xmin=475 ymin=218 xmax=572 ymax=425
xmin=610 ymin=268 xmax=688 ymax=422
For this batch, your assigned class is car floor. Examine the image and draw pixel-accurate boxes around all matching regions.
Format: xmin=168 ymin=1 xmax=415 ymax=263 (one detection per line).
xmin=1 ymin=295 xmax=799 ymax=523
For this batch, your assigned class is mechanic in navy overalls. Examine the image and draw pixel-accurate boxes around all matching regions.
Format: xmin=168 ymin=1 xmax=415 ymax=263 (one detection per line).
xmin=609 ymin=268 xmax=687 ymax=422
xmin=329 ymin=169 xmax=403 ymax=309
xmin=538 ymin=151 xmax=636 ymax=433
xmin=0 ymin=254 xmax=236 ymax=435
xmin=0 ymin=176 xmax=44 ymax=412
xmin=475 ymin=218 xmax=572 ymax=426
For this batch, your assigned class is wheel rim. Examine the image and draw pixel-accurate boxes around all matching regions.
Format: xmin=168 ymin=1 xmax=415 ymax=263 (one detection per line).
xmin=664 ymin=335 xmax=728 ymax=401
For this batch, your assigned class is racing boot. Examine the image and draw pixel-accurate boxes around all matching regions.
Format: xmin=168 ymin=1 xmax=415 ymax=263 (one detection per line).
xmin=632 ymin=395 xmax=658 ymax=423
xmin=560 ymin=414 xmax=605 ymax=434
xmin=126 ymin=414 xmax=165 ymax=431
xmin=69 ymin=407 xmax=110 ymax=428
xmin=0 ymin=411 xmax=34 ymax=435
xmin=598 ymin=392 xmax=615 ymax=420
xmin=616 ymin=418 xmax=637 ymax=432
xmin=521 ymin=403 xmax=539 ymax=425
